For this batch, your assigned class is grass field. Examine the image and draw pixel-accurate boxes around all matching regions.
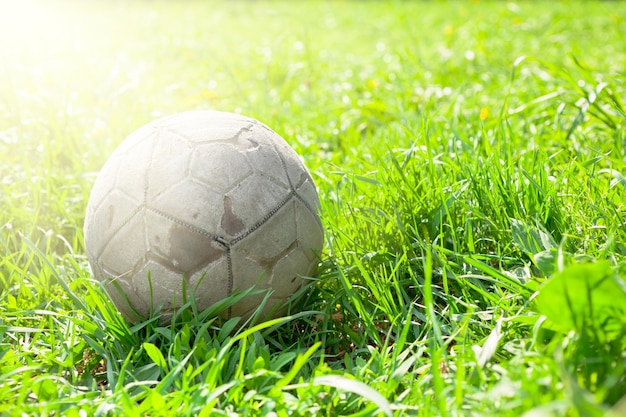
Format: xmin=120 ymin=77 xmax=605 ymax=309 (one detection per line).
xmin=1 ymin=0 xmax=625 ymax=415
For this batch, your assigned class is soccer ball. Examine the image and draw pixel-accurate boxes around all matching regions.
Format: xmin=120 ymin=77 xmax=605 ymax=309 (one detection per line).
xmin=83 ymin=111 xmax=324 ymax=322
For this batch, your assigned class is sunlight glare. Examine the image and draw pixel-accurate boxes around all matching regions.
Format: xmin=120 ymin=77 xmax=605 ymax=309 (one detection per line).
xmin=0 ymin=1 xmax=76 ymax=57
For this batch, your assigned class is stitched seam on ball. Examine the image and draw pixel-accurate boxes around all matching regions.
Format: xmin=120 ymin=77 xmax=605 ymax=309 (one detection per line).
xmin=264 ymin=127 xmax=296 ymax=191
xmin=226 ymin=247 xmax=233 ymax=319
xmin=146 ymin=206 xmax=229 ymax=248
xmin=292 ymin=188 xmax=322 ymax=226
xmin=97 ymin=205 xmax=144 ymax=259
xmin=230 ymin=191 xmax=295 ymax=245
xmin=261 ymin=126 xmax=322 ymax=228
xmin=146 ymin=206 xmax=234 ymax=318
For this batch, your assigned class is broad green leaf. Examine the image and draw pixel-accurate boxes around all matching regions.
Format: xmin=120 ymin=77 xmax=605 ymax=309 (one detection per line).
xmin=533 ymin=249 xmax=558 ymax=276
xmin=511 ymin=218 xmax=557 ymax=255
xmin=142 ymin=342 xmax=167 ymax=369
xmin=32 ymin=377 xmax=58 ymax=401
xmin=535 ymin=261 xmax=626 ymax=335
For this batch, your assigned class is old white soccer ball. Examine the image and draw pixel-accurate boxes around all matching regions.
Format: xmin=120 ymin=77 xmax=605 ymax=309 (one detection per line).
xmin=83 ymin=111 xmax=323 ymax=322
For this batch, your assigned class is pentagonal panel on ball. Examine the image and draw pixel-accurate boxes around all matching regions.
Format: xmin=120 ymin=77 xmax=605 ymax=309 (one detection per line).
xmin=143 ymin=209 xmax=226 ymax=273
xmin=87 ymin=153 xmax=123 ymax=213
xmin=235 ymin=199 xmax=297 ymax=260
xmin=98 ymin=211 xmax=146 ymax=277
xmin=294 ymin=199 xmax=325 ymax=263
xmin=190 ymin=143 xmax=253 ymax=193
xmin=146 ymin=133 xmax=194 ymax=202
xmin=225 ymin=175 xmax=291 ymax=234
xmin=271 ymin=246 xmax=312 ymax=298
xmin=294 ymin=179 xmax=322 ymax=213
xmin=98 ymin=263 xmax=150 ymax=322
xmin=132 ymin=259 xmax=185 ymax=316
xmin=113 ymin=135 xmax=155 ymax=201
xmin=238 ymin=133 xmax=291 ymax=190
xmin=269 ymin=134 xmax=314 ymax=190
xmin=88 ymin=189 xmax=141 ymax=255
xmin=150 ymin=177 xmax=224 ymax=234
xmin=230 ymin=249 xmax=268 ymax=295
xmin=188 ymin=257 xmax=230 ymax=312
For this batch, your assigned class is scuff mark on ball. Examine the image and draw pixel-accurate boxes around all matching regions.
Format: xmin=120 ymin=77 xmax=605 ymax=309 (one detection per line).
xmin=221 ymin=195 xmax=245 ymax=236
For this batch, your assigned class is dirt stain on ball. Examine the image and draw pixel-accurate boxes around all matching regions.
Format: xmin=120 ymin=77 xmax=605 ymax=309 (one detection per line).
xmin=221 ymin=195 xmax=245 ymax=236
xmin=168 ymin=224 xmax=223 ymax=271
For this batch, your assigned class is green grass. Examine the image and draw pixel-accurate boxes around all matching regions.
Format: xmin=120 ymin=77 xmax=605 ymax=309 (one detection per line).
xmin=1 ymin=0 xmax=625 ymax=415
